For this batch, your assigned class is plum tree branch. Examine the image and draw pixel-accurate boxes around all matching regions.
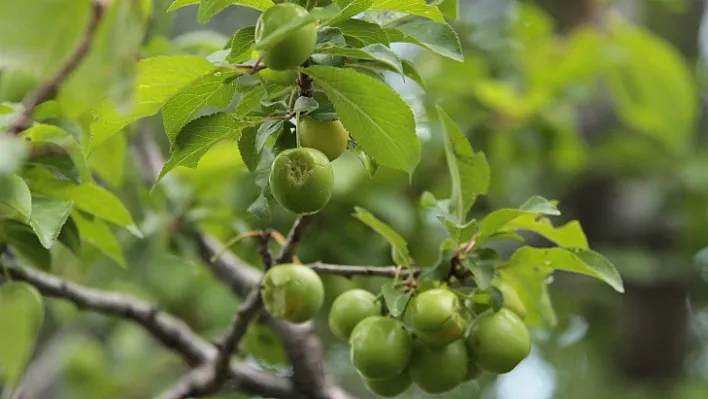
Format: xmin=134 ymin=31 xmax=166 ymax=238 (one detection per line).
xmin=6 ymin=265 xmax=295 ymax=398
xmin=6 ymin=0 xmax=107 ymax=135
xmin=276 ymin=215 xmax=313 ymax=264
xmin=7 ymin=265 xmax=209 ymax=366
xmin=308 ymin=262 xmax=421 ymax=278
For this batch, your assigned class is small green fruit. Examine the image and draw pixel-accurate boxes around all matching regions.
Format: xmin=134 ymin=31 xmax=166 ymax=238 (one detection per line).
xmin=363 ymin=371 xmax=412 ymax=397
xmin=298 ymin=117 xmax=350 ymax=161
xmin=465 ymin=308 xmax=531 ymax=374
xmin=409 ymin=340 xmax=468 ymax=394
xmin=409 ymin=288 xmax=466 ymax=347
xmin=258 ymin=69 xmax=297 ymax=86
xmin=261 ymin=264 xmax=324 ymax=323
xmin=269 ymin=148 xmax=334 ymax=214
xmin=463 ymin=361 xmax=483 ymax=381
xmin=255 ymin=4 xmax=317 ymax=70
xmin=328 ymin=289 xmax=380 ymax=341
xmin=350 ymin=316 xmax=413 ymax=380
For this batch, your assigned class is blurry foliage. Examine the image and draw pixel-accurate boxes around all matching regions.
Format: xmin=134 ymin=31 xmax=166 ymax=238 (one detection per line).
xmin=1 ymin=0 xmax=708 ymax=398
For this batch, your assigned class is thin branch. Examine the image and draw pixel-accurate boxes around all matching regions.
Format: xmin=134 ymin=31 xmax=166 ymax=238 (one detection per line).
xmin=309 ymin=262 xmax=421 ymax=278
xmin=275 ymin=215 xmax=313 ymax=264
xmin=7 ymin=0 xmax=107 ymax=135
xmin=258 ymin=229 xmax=275 ymax=270
xmin=213 ymin=288 xmax=263 ymax=384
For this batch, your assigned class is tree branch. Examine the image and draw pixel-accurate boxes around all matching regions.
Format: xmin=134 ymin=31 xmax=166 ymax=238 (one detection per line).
xmin=7 ymin=0 xmax=107 ymax=135
xmin=309 ymin=262 xmax=421 ymax=279
xmin=212 ymin=288 xmax=263 ymax=385
xmin=7 ymin=266 xmax=209 ymax=367
xmin=275 ymin=215 xmax=313 ymax=264
xmin=8 ymin=265 xmax=295 ymax=399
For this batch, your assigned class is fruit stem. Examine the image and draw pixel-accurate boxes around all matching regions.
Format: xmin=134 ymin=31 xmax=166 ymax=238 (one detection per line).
xmin=295 ymin=111 xmax=302 ymax=148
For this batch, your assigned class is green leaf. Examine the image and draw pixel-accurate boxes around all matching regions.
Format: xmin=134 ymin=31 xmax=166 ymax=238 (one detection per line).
xmin=24 ymin=168 xmax=139 ymax=235
xmin=162 ymin=71 xmax=239 ymax=144
xmin=247 ymin=191 xmax=271 ymax=220
xmin=238 ymin=126 xmax=261 ymax=172
xmin=0 ymin=220 xmax=51 ymax=270
xmin=315 ymin=44 xmax=404 ymax=76
xmin=503 ymin=215 xmax=588 ymax=249
xmin=371 ymin=0 xmax=444 ymax=22
xmin=90 ymin=56 xmax=217 ymax=149
xmin=21 ymin=124 xmax=91 ymax=182
xmin=464 ymin=259 xmax=494 ymax=289
xmin=197 ymin=0 xmax=275 ymax=24
xmin=304 ymin=66 xmax=420 ymax=173
xmin=158 ymin=113 xmax=260 ymax=183
xmin=436 ymin=0 xmax=458 ymax=19
xmin=381 ymin=283 xmax=412 ymax=318
xmin=57 ymin=216 xmax=81 ymax=256
xmin=28 ymin=197 xmax=73 ymax=249
xmin=235 ymin=85 xmax=266 ymax=116
xmin=0 ymin=0 xmax=91 ymax=79
xmin=254 ymin=6 xmax=340 ymax=51
xmin=58 ymin=0 xmax=149 ymax=118
xmin=565 ymin=249 xmax=625 ymax=293
xmin=227 ymin=26 xmax=256 ymax=62
xmin=401 ymin=60 xmax=425 ymax=88
xmin=0 ymin=175 xmax=32 ymax=223
xmin=604 ymin=23 xmax=696 ymax=152
xmin=327 ymin=0 xmax=375 ymax=25
xmin=335 ymin=19 xmax=390 ymax=46
xmin=437 ymin=107 xmax=489 ymax=221
xmin=392 ymin=21 xmax=462 ymax=62
xmin=0 ymin=282 xmax=44 ymax=386
xmin=498 ymin=264 xmax=557 ymax=327
xmin=353 ymin=206 xmax=410 ymax=266
xmin=72 ymin=211 xmax=126 ymax=267
xmin=293 ymin=97 xmax=319 ymax=114
xmin=88 ymin=130 xmax=127 ymax=189
xmin=25 ymin=152 xmax=80 ymax=184
xmin=478 ymin=196 xmax=560 ymax=240
xmin=504 ymin=246 xmax=623 ymax=294
xmin=167 ymin=0 xmax=198 ymax=12
xmin=256 ymin=120 xmax=284 ymax=152
xmin=0 ymin=135 xmax=28 ymax=176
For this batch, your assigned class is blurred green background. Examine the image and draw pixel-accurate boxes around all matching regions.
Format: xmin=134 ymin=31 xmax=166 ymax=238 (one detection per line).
xmin=9 ymin=0 xmax=708 ymax=398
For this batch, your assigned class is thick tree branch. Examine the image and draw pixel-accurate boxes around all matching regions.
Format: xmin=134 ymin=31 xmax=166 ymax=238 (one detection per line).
xmin=8 ymin=266 xmax=209 ymax=366
xmin=7 ymin=265 xmax=295 ymax=398
xmin=7 ymin=0 xmax=107 ymax=135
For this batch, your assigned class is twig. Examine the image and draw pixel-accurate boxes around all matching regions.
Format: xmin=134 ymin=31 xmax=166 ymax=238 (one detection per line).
xmin=7 ymin=0 xmax=107 ymax=135
xmin=258 ymin=229 xmax=275 ymax=270
xmin=308 ymin=262 xmax=422 ymax=278
xmin=275 ymin=215 xmax=313 ymax=264
xmin=213 ymin=288 xmax=262 ymax=377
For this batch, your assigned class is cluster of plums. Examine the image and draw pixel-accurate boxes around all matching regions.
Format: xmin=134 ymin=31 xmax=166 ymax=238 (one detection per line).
xmin=254 ymin=3 xmax=350 ymax=215
xmin=260 ymin=264 xmax=532 ymax=397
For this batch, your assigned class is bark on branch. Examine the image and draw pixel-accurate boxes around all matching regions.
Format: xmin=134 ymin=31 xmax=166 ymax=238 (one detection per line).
xmin=7 ymin=266 xmax=295 ymax=398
